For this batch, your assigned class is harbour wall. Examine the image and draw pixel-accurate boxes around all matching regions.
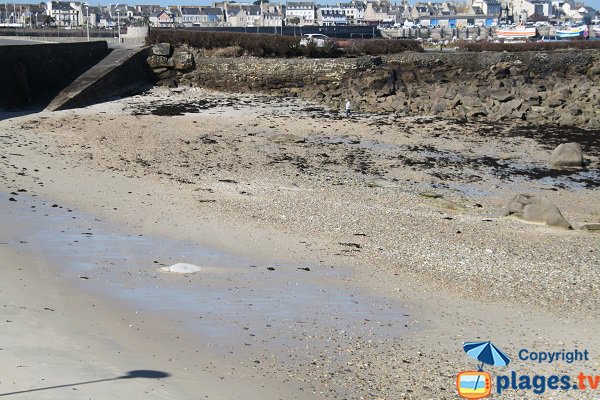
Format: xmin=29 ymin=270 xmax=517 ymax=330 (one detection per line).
xmin=149 ymin=46 xmax=600 ymax=129
xmin=0 ymin=41 xmax=110 ymax=108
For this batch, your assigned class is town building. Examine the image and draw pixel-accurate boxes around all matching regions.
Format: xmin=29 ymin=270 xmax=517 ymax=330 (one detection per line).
xmin=317 ymin=6 xmax=347 ymax=25
xmin=45 ymin=1 xmax=80 ymax=27
xmin=149 ymin=9 xmax=174 ymax=26
xmin=285 ymin=2 xmax=316 ymax=25
xmin=512 ymin=0 xmax=551 ymax=19
xmin=337 ymin=2 xmax=366 ymax=24
xmin=179 ymin=6 xmax=202 ymax=26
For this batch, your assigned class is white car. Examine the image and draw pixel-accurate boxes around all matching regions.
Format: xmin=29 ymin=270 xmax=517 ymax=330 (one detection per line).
xmin=299 ymin=34 xmax=331 ymax=47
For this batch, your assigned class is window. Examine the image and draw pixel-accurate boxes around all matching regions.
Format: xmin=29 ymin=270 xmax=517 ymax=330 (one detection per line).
xmin=534 ymin=4 xmax=544 ymax=15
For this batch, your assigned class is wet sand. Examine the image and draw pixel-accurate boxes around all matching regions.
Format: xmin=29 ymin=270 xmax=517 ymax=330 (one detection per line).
xmin=1 ymin=88 xmax=599 ymax=399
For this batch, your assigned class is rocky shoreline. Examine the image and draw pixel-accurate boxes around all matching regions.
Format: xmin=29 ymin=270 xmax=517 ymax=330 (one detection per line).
xmin=147 ymin=44 xmax=600 ymax=130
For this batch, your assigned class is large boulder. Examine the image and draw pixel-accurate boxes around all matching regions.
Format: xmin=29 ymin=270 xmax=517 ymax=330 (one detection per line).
xmin=550 ymin=142 xmax=583 ymax=167
xmin=505 ymin=194 xmax=572 ymax=229
xmin=152 ymin=43 xmax=171 ymax=56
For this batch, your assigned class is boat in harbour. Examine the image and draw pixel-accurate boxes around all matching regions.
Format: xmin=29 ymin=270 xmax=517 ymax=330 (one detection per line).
xmin=495 ymin=26 xmax=536 ymax=39
xmin=555 ymin=25 xmax=587 ymax=38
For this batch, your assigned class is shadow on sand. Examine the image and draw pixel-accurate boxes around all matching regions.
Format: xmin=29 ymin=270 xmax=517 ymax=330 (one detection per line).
xmin=0 ymin=370 xmax=171 ymax=397
xmin=0 ymin=92 xmax=55 ymax=122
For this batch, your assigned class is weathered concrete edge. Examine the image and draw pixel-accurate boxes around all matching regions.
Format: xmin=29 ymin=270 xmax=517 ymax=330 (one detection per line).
xmin=49 ymin=47 xmax=155 ymax=111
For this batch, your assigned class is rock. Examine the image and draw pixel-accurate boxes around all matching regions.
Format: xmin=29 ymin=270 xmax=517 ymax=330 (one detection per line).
xmin=173 ymin=51 xmax=194 ymax=71
xmin=467 ymin=107 xmax=487 ymax=118
xmin=157 ymin=69 xmax=177 ymax=80
xmin=549 ymin=142 xmax=583 ymax=167
xmin=518 ymin=87 xmax=541 ymax=102
xmin=546 ymin=87 xmax=570 ymax=107
xmin=459 ymin=96 xmax=480 ymax=108
xmin=504 ymin=194 xmax=572 ymax=229
xmin=441 ymin=86 xmax=457 ymax=100
xmin=491 ymin=92 xmax=514 ymax=102
xmin=502 ymin=98 xmax=523 ymax=111
xmin=152 ymin=43 xmax=171 ymax=56
xmin=418 ymin=192 xmax=443 ymax=199
xmin=431 ymin=102 xmax=446 ymax=113
xmin=159 ymin=263 xmax=202 ymax=274
xmin=367 ymin=178 xmax=401 ymax=188
xmin=581 ymin=223 xmax=600 ymax=231
xmin=147 ymin=55 xmax=173 ymax=69
xmin=157 ymin=78 xmax=178 ymax=88
xmin=390 ymin=100 xmax=406 ymax=112
xmin=435 ymin=198 xmax=466 ymax=212
xmin=586 ymin=118 xmax=600 ymax=130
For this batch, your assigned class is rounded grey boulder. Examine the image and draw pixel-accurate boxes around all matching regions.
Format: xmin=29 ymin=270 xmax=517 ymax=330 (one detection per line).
xmin=152 ymin=43 xmax=172 ymax=57
xmin=505 ymin=194 xmax=572 ymax=229
xmin=550 ymin=142 xmax=583 ymax=167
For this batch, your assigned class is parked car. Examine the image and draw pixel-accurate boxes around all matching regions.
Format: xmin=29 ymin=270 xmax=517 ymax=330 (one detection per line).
xmin=299 ymin=34 xmax=332 ymax=47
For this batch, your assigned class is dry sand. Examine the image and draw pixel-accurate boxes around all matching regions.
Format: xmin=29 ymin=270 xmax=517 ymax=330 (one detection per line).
xmin=0 ymin=87 xmax=599 ymax=399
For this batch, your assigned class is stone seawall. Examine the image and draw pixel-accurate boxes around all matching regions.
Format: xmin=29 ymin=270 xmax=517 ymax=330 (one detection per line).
xmin=0 ymin=41 xmax=110 ymax=108
xmin=148 ymin=45 xmax=600 ymax=129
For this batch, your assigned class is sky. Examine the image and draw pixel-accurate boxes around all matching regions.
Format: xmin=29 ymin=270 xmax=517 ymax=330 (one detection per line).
xmin=5 ymin=0 xmax=600 ymax=13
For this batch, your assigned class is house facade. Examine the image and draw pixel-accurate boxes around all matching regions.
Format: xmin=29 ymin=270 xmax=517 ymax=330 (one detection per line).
xmin=149 ymin=9 xmax=173 ymax=26
xmin=285 ymin=2 xmax=316 ymax=25
xmin=200 ymin=7 xmax=224 ymax=25
xmin=363 ymin=1 xmax=390 ymax=24
xmin=45 ymin=1 xmax=79 ymax=27
xmin=338 ymin=2 xmax=365 ymax=24
xmin=317 ymin=6 xmax=347 ymax=25
xmin=179 ymin=6 xmax=201 ymax=26
xmin=512 ymin=0 xmax=551 ymax=18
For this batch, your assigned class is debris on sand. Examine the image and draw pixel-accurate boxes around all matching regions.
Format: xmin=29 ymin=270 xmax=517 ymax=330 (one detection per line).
xmin=159 ymin=263 xmax=202 ymax=274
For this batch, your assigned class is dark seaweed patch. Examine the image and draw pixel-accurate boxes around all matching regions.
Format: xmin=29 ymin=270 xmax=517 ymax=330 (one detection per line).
xmin=131 ymin=99 xmax=237 ymax=116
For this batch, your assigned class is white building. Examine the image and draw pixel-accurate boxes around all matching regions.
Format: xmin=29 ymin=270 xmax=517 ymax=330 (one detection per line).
xmin=45 ymin=1 xmax=79 ymax=27
xmin=317 ymin=6 xmax=347 ymax=25
xmin=226 ymin=5 xmax=261 ymax=26
xmin=471 ymin=0 xmax=502 ymax=15
xmin=285 ymin=1 xmax=316 ymax=25
xmin=337 ymin=2 xmax=365 ymax=24
xmin=179 ymin=6 xmax=201 ymax=26
xmin=512 ymin=0 xmax=551 ymax=18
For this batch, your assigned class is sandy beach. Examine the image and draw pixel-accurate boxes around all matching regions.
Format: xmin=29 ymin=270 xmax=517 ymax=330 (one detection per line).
xmin=1 ymin=87 xmax=599 ymax=399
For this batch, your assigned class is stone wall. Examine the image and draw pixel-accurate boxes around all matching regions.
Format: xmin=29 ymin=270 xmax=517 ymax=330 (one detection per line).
xmin=0 ymin=36 xmax=120 ymax=44
xmin=0 ymin=41 xmax=109 ymax=108
xmin=147 ymin=45 xmax=600 ymax=129
xmin=122 ymin=26 xmax=149 ymax=46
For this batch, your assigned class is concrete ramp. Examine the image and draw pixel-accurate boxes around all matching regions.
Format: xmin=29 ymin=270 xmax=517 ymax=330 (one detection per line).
xmin=47 ymin=46 xmax=154 ymax=111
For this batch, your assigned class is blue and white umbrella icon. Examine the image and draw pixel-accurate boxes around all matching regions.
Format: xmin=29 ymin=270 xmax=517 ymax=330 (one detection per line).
xmin=462 ymin=341 xmax=510 ymax=395
xmin=463 ymin=341 xmax=511 ymax=370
